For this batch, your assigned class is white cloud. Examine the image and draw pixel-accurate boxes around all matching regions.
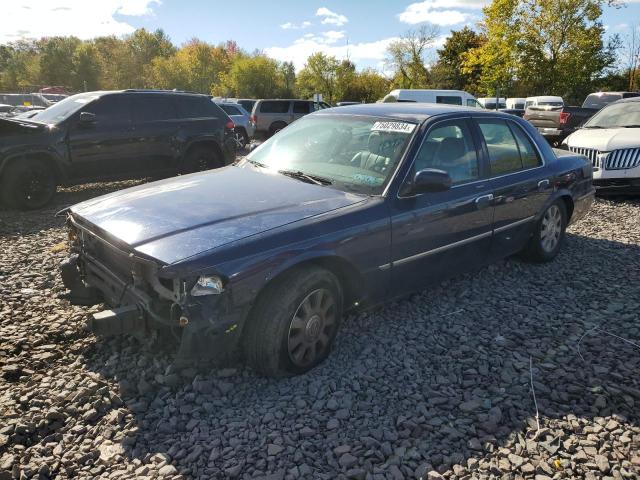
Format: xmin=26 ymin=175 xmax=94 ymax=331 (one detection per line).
xmin=280 ymin=21 xmax=312 ymax=30
xmin=1 ymin=0 xmax=160 ymax=42
xmin=266 ymin=36 xmax=398 ymax=71
xmin=398 ymin=0 xmax=488 ymax=26
xmin=316 ymin=7 xmax=348 ymax=26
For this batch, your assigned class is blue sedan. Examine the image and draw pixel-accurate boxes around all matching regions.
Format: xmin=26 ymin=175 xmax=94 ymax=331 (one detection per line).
xmin=60 ymin=103 xmax=595 ymax=375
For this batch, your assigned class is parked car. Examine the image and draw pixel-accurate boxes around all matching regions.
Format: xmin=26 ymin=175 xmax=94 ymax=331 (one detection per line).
xmin=478 ymin=97 xmax=507 ymax=110
xmin=525 ymin=92 xmax=640 ymax=146
xmin=251 ymin=99 xmax=331 ymax=136
xmin=0 ymin=89 xmax=236 ymax=209
xmin=565 ymin=96 xmax=640 ymax=193
xmin=500 ymin=108 xmax=525 ymax=118
xmin=0 ymin=104 xmax=13 ymax=117
xmin=236 ymin=98 xmax=257 ymax=114
xmin=60 ymin=103 xmax=594 ymax=376
xmin=382 ymin=89 xmax=483 ymax=108
xmin=215 ymin=102 xmax=255 ymax=149
xmin=506 ymin=98 xmax=526 ymax=109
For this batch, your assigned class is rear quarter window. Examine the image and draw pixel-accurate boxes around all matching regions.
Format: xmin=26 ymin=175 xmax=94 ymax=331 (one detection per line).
xmin=259 ymin=101 xmax=290 ymax=114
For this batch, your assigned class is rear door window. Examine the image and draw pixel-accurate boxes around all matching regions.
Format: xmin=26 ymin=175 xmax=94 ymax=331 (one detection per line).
xmin=509 ymin=123 xmax=542 ymax=168
xmin=436 ymin=96 xmax=462 ymax=105
xmin=293 ymin=101 xmax=311 ymax=114
xmin=260 ymin=101 xmax=290 ymax=113
xmin=131 ymin=95 xmax=178 ymax=123
xmin=176 ymin=96 xmax=218 ymax=119
xmin=220 ymin=104 xmax=242 ymax=116
xmin=477 ymin=119 xmax=524 ymax=175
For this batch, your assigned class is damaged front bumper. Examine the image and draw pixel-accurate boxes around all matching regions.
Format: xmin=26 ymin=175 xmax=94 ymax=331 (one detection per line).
xmin=61 ymin=215 xmax=248 ymax=361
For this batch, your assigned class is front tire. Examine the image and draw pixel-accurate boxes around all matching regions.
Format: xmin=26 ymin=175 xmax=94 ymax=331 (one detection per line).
xmin=243 ymin=266 xmax=343 ymax=376
xmin=0 ymin=158 xmax=57 ymax=210
xmin=181 ymin=146 xmax=221 ymax=174
xmin=521 ymin=200 xmax=567 ymax=263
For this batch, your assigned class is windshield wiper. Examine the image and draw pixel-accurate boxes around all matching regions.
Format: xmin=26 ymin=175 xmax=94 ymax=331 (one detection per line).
xmin=278 ymin=169 xmax=332 ymax=186
xmin=622 ymin=125 xmax=640 ymax=128
xmin=582 ymin=125 xmax=605 ymax=129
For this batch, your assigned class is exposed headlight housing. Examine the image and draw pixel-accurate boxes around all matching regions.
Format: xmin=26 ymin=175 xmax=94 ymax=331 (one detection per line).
xmin=190 ymin=275 xmax=224 ymax=296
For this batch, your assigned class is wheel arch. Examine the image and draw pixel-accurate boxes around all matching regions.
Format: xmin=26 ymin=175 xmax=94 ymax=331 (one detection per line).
xmin=542 ymin=189 xmax=574 ymax=223
xmin=0 ymin=150 xmax=64 ymax=183
xmin=241 ymin=254 xmax=366 ymax=334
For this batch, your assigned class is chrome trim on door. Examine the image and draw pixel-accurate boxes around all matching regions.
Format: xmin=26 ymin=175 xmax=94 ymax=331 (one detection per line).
xmin=393 ymin=230 xmax=493 ymax=266
xmin=493 ymin=215 xmax=536 ymax=233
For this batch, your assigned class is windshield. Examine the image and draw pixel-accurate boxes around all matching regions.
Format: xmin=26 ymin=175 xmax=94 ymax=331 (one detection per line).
xmin=585 ymin=101 xmax=640 ymax=128
xmin=31 ymin=92 xmax=101 ymax=124
xmin=242 ymin=115 xmax=417 ymax=194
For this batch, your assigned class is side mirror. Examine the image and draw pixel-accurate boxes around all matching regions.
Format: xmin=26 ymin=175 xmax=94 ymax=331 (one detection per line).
xmin=412 ymin=168 xmax=452 ymax=194
xmin=248 ymin=142 xmax=259 ymax=152
xmin=79 ymin=111 xmax=96 ymax=125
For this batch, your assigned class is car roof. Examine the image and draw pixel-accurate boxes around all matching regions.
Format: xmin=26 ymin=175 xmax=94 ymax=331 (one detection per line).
xmin=315 ymin=102 xmax=494 ymax=122
xmin=618 ymin=96 xmax=640 ymax=103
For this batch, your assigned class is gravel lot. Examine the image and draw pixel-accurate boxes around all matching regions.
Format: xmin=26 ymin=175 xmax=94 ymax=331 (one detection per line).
xmin=1 ymin=181 xmax=639 ymax=480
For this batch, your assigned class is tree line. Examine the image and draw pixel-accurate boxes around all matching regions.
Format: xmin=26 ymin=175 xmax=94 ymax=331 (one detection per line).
xmin=1 ymin=0 xmax=638 ymax=105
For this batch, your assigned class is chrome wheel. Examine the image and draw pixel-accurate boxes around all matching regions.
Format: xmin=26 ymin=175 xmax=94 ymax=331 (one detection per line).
xmin=540 ymin=204 xmax=562 ymax=253
xmin=287 ymin=288 xmax=336 ymax=368
xmin=233 ymin=131 xmax=247 ymax=149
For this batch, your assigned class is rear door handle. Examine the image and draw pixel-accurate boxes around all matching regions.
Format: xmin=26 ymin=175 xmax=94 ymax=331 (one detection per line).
xmin=475 ymin=194 xmax=494 ymax=209
xmin=538 ymin=179 xmax=550 ymax=190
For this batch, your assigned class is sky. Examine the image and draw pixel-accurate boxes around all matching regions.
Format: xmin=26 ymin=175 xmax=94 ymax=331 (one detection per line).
xmin=2 ymin=0 xmax=640 ymax=72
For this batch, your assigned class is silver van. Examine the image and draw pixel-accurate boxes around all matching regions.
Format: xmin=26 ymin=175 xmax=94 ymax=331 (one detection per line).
xmin=251 ymin=99 xmax=331 ymax=136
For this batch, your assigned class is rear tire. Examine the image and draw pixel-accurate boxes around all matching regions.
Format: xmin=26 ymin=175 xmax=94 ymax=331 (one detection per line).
xmin=181 ymin=145 xmax=221 ymax=174
xmin=243 ymin=266 xmax=343 ymax=376
xmin=268 ymin=122 xmax=287 ymax=137
xmin=0 ymin=158 xmax=56 ymax=210
xmin=521 ymin=200 xmax=567 ymax=263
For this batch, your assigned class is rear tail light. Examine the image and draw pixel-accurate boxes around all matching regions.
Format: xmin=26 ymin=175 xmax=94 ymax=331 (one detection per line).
xmin=225 ymin=120 xmax=235 ymax=130
xmin=251 ymin=115 xmax=257 ymax=124
xmin=559 ymin=112 xmax=570 ymax=125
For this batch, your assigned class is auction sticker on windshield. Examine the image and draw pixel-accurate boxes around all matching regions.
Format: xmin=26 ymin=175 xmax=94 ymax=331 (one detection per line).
xmin=371 ymin=121 xmax=416 ymax=134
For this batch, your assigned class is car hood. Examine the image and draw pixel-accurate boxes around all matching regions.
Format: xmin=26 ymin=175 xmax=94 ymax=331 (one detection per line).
xmin=0 ymin=117 xmax=48 ymax=137
xmin=566 ymin=128 xmax=640 ymax=151
xmin=70 ymin=166 xmax=366 ymax=265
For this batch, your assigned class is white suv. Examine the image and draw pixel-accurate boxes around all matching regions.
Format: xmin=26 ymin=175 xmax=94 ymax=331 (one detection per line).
xmin=565 ymin=97 xmax=640 ymax=193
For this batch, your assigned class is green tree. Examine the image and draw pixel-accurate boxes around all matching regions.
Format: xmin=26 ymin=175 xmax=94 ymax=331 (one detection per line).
xmin=39 ymin=37 xmax=81 ymax=87
xmin=431 ymin=27 xmax=485 ymax=93
xmin=296 ymin=52 xmax=340 ymax=102
xmin=72 ymin=43 xmax=101 ymax=91
xmin=463 ymin=0 xmax=618 ymax=100
xmin=385 ymin=25 xmax=439 ymax=88
xmin=280 ymin=61 xmax=296 ymax=97
xmin=217 ymin=55 xmax=285 ymax=98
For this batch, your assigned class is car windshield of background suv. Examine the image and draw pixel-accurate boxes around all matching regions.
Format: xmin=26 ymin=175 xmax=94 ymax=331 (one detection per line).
xmin=30 ymin=92 xmax=100 ymax=124
xmin=241 ymin=115 xmax=417 ymax=195
xmin=585 ymin=102 xmax=640 ymax=128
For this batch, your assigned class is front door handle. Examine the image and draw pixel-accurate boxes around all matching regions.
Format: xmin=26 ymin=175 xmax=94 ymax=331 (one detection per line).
xmin=475 ymin=194 xmax=494 ymax=209
xmin=538 ymin=179 xmax=550 ymax=190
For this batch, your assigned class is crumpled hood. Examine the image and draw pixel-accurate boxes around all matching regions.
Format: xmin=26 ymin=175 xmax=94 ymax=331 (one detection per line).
xmin=566 ymin=127 xmax=640 ymax=151
xmin=70 ymin=166 xmax=366 ymax=264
